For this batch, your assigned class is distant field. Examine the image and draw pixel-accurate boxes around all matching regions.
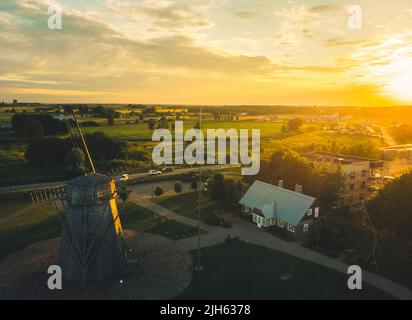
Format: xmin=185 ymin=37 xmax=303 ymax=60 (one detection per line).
xmin=0 ymin=114 xmax=383 ymax=187
xmin=81 ymin=120 xmax=287 ymax=141
xmin=261 ymin=130 xmax=384 ymax=159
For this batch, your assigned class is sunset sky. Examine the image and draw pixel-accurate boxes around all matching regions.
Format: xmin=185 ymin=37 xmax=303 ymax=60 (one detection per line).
xmin=1 ymin=0 xmax=412 ymax=105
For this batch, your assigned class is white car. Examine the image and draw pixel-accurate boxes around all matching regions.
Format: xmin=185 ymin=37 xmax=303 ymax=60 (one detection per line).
xmin=120 ymin=174 xmax=129 ymax=181
xmin=148 ymin=170 xmax=162 ymax=176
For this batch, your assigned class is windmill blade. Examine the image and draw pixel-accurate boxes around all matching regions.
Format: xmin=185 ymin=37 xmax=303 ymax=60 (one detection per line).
xmin=72 ymin=111 xmax=96 ymax=174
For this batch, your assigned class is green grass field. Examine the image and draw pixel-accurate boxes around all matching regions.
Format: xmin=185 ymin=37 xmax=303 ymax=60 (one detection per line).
xmin=0 ymin=202 xmax=61 ymax=260
xmin=179 ymin=240 xmax=392 ymax=300
xmin=155 ymin=192 xmax=222 ymax=221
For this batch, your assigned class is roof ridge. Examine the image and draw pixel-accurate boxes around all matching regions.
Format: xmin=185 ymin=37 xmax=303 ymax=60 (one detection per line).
xmin=253 ymin=180 xmax=315 ymax=201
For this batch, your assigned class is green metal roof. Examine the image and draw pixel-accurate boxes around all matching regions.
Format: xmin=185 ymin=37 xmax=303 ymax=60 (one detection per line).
xmin=239 ymin=180 xmax=315 ymax=226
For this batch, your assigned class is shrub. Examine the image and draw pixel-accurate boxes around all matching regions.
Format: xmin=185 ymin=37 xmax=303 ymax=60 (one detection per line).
xmin=154 ymin=186 xmax=164 ymax=196
xmin=174 ymin=182 xmax=182 ymax=193
xmin=205 ymin=213 xmax=220 ymax=226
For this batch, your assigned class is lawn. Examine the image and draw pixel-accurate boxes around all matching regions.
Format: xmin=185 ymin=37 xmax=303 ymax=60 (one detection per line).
xmin=119 ymin=201 xmax=206 ymax=240
xmin=0 ymin=202 xmax=61 ymax=260
xmin=155 ymin=192 xmax=221 ymax=220
xmin=179 ymin=240 xmax=392 ymax=300
xmin=149 ymin=220 xmax=206 ymax=241
xmin=0 ymin=197 xmax=32 ymax=219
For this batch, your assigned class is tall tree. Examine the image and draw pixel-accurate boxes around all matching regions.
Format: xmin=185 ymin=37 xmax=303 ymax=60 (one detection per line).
xmin=367 ymin=171 xmax=412 ymax=240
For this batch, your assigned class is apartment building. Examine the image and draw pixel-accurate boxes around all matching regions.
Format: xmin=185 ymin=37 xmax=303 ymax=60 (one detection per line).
xmin=302 ymin=151 xmax=384 ymax=210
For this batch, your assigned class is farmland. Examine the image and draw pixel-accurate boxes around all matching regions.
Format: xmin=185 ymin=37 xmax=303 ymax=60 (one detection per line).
xmin=0 ymin=109 xmax=385 ymax=187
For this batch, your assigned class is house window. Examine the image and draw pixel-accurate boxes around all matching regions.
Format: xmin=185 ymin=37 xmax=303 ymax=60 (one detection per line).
xmin=244 ymin=206 xmax=250 ymax=213
xmin=314 ymin=207 xmax=319 ymax=218
xmin=277 ymin=220 xmax=284 ymax=228
xmin=253 ymin=214 xmax=257 ymax=223
xmin=287 ymin=224 xmax=295 ymax=232
xmin=307 ymin=208 xmax=313 ymax=216
xmin=303 ymin=223 xmax=309 ymax=232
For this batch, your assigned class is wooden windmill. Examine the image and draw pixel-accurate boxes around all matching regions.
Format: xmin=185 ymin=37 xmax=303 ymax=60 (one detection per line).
xmin=57 ymin=112 xmax=125 ymax=284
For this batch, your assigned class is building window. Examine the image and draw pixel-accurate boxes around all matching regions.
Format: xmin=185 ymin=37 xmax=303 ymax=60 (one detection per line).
xmin=307 ymin=208 xmax=312 ymax=216
xmin=277 ymin=220 xmax=284 ymax=228
xmin=361 ymin=181 xmax=366 ymax=189
xmin=287 ymin=224 xmax=295 ymax=232
xmin=350 ymin=184 xmax=355 ymax=191
xmin=314 ymin=207 xmax=319 ymax=218
xmin=253 ymin=214 xmax=257 ymax=223
xmin=303 ymin=224 xmax=309 ymax=233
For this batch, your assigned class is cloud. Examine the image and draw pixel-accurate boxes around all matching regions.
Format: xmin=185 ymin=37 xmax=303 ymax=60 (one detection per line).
xmin=324 ymin=37 xmax=369 ymax=47
xmin=232 ymin=10 xmax=255 ymax=20
xmin=104 ymin=0 xmax=214 ymax=32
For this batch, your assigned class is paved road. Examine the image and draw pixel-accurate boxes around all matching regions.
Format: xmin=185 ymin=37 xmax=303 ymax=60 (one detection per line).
xmin=0 ymin=164 xmax=238 ymax=195
xmin=132 ymin=196 xmax=412 ymax=300
xmin=380 ymin=125 xmax=397 ymax=146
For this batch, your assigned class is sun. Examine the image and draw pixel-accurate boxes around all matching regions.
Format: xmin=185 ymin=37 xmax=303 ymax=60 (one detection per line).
xmin=352 ymin=33 xmax=412 ymax=104
xmin=384 ymin=68 xmax=412 ymax=103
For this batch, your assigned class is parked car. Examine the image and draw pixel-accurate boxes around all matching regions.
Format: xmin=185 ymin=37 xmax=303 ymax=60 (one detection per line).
xmin=162 ymin=167 xmax=174 ymax=173
xmin=120 ymin=174 xmax=129 ymax=181
xmin=148 ymin=170 xmax=162 ymax=176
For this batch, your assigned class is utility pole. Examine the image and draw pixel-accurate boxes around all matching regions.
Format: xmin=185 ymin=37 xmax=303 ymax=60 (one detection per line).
xmin=195 ymin=107 xmax=203 ymax=272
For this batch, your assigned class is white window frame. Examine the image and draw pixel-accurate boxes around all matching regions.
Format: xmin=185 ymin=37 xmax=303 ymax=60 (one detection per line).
xmin=277 ymin=220 xmax=284 ymax=228
xmin=314 ymin=207 xmax=319 ymax=218
xmin=303 ymin=223 xmax=309 ymax=233
xmin=287 ymin=224 xmax=295 ymax=232
xmin=307 ymin=208 xmax=312 ymax=216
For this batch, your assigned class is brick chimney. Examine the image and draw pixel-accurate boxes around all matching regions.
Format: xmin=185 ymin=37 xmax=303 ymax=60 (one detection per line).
xmin=295 ymin=184 xmax=303 ymax=193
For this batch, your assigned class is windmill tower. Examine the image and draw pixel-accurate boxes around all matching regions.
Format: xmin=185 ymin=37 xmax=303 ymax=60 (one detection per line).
xmin=58 ymin=112 xmax=125 ymax=284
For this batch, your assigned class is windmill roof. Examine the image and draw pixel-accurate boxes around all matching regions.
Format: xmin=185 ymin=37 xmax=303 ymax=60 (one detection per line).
xmin=239 ymin=180 xmax=315 ymax=226
xmin=69 ymin=173 xmax=112 ymax=187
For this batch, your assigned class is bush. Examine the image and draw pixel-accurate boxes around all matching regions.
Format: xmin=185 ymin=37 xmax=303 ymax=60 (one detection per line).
xmin=205 ymin=213 xmax=220 ymax=226
xmin=85 ymin=132 xmax=128 ymax=161
xmin=80 ymin=121 xmax=99 ymax=127
xmin=64 ymin=148 xmax=86 ymax=176
xmin=174 ymin=183 xmax=182 ymax=193
xmin=154 ymin=187 xmax=164 ymax=196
